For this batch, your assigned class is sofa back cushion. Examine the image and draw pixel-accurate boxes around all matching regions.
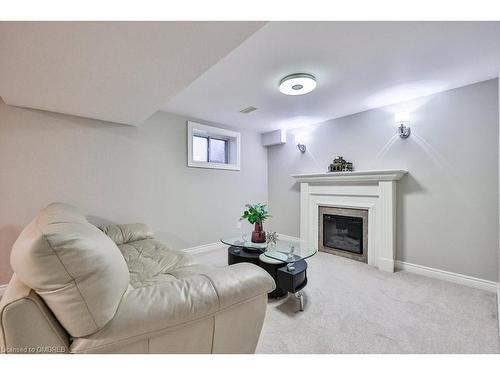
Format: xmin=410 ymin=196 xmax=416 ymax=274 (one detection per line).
xmin=10 ymin=203 xmax=130 ymax=337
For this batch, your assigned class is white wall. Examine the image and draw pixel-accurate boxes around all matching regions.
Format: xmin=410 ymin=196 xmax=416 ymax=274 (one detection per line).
xmin=0 ymin=102 xmax=268 ymax=285
xmin=267 ymin=79 xmax=499 ymax=281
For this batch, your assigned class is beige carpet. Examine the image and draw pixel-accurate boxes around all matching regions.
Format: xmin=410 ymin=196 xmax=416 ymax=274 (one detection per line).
xmin=194 ymin=248 xmax=500 ymax=353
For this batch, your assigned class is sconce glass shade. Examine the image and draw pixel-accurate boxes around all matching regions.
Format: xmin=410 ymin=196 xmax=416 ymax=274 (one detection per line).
xmin=295 ymin=135 xmax=306 ymax=153
xmin=297 ymin=144 xmax=307 ymax=153
xmin=395 ymin=112 xmax=411 ymax=139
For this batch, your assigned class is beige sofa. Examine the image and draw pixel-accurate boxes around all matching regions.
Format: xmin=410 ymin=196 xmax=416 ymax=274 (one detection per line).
xmin=0 ymin=203 xmax=275 ymax=353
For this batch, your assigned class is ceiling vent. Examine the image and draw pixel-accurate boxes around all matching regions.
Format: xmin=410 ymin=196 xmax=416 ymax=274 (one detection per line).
xmin=239 ymin=106 xmax=257 ymax=114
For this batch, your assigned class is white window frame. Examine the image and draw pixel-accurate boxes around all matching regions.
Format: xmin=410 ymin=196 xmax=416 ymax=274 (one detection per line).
xmin=187 ymin=121 xmax=241 ymax=170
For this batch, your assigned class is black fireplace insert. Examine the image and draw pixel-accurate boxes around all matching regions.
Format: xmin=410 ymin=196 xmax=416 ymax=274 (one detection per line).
xmin=322 ymin=214 xmax=363 ymax=254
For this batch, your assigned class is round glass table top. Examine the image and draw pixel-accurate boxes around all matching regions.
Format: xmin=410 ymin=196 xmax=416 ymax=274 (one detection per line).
xmin=220 ymin=234 xmax=317 ymax=263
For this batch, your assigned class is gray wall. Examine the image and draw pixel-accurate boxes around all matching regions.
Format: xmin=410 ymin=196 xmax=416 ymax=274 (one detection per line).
xmin=268 ymin=79 xmax=499 ymax=281
xmin=0 ymin=103 xmax=267 ymax=285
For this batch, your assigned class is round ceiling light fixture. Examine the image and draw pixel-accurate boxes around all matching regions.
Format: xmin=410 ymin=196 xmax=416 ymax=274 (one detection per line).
xmin=279 ymin=73 xmax=317 ymax=96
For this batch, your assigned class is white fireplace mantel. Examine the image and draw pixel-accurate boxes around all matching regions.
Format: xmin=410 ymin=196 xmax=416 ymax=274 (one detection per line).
xmin=292 ymin=169 xmax=407 ymax=183
xmin=292 ymin=169 xmax=408 ymax=272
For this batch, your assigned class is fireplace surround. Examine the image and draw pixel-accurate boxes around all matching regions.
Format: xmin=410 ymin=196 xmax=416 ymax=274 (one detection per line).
xmin=292 ymin=170 xmax=407 ymax=272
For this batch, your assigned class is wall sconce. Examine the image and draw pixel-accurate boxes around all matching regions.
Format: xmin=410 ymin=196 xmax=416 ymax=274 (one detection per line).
xmin=395 ymin=112 xmax=411 ymax=139
xmin=295 ymin=135 xmax=306 ymax=153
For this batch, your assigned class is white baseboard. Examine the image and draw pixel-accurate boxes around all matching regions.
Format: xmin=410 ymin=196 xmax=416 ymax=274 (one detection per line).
xmin=0 ymin=234 xmax=299 ymax=298
xmin=280 ymin=235 xmax=498 ymax=293
xmin=276 ymin=233 xmax=300 ymax=242
xmin=181 ymin=242 xmax=225 ymax=254
xmin=181 ymin=233 xmax=300 ymax=255
xmin=378 ymin=257 xmax=395 ymax=273
xmin=395 ymin=260 xmax=498 ymax=293
xmin=179 ymin=237 xmax=498 ymax=294
xmin=0 ymin=284 xmax=7 ymax=299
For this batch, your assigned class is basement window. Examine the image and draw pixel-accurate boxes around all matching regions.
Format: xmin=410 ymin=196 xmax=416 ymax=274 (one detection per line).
xmin=187 ymin=121 xmax=241 ymax=170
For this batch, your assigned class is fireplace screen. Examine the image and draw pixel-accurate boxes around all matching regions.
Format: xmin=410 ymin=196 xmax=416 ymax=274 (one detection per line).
xmin=323 ymin=214 xmax=363 ymax=254
xmin=318 ymin=206 xmax=368 ymax=263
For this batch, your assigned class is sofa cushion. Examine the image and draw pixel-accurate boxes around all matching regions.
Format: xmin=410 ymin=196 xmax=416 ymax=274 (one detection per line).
xmin=99 ymin=223 xmax=154 ymax=246
xmin=116 ymin=238 xmax=205 ymax=288
xmin=10 ymin=203 xmax=130 ymax=337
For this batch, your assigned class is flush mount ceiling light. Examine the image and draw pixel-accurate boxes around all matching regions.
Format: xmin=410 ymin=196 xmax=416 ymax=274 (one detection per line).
xmin=279 ymin=73 xmax=317 ymax=96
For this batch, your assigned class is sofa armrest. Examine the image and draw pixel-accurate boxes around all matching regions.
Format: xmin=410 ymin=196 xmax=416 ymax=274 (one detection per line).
xmin=1 ymin=275 xmax=70 ymax=354
xmin=70 ymin=273 xmax=219 ymax=353
xmin=70 ymin=264 xmax=274 ymax=353
xmin=201 ymin=263 xmax=276 ymax=309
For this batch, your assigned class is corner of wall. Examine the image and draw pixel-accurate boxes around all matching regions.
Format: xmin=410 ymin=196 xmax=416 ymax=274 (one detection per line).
xmin=497 ymin=284 xmax=500 ymax=336
xmin=497 ymin=74 xmax=500 ymax=337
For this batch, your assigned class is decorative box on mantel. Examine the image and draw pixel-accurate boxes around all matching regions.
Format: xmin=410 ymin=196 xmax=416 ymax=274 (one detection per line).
xmin=292 ymin=170 xmax=408 ymax=272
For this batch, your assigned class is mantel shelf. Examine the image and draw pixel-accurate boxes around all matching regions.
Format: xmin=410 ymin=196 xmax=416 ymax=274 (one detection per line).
xmin=291 ymin=169 xmax=408 ymax=183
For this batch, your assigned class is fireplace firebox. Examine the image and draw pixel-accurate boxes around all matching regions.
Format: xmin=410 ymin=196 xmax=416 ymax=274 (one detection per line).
xmin=318 ymin=206 xmax=368 ymax=263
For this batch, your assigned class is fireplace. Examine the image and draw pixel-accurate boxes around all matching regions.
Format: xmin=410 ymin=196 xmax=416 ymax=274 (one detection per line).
xmin=294 ymin=170 xmax=406 ymax=272
xmin=318 ymin=206 xmax=368 ymax=263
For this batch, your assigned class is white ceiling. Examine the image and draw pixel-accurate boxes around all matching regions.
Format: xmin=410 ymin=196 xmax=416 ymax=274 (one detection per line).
xmin=0 ymin=21 xmax=264 ymax=125
xmin=1 ymin=22 xmax=499 ymax=130
xmin=163 ymin=21 xmax=500 ymax=133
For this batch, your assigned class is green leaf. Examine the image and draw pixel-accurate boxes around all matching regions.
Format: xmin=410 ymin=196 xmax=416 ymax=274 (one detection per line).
xmin=240 ymin=202 xmax=270 ymax=225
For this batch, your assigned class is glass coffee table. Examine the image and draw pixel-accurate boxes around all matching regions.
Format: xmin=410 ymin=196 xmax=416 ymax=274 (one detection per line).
xmin=220 ymin=234 xmax=316 ymax=310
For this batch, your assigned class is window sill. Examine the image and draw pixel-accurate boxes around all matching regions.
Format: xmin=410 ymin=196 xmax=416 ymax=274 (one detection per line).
xmin=187 ymin=160 xmax=240 ymax=171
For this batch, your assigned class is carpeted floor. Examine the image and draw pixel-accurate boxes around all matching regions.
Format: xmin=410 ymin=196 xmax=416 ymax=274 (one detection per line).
xmin=194 ymin=249 xmax=500 ymax=353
